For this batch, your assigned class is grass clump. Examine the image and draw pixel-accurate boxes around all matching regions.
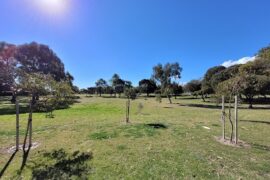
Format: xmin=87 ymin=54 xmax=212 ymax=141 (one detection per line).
xmin=90 ymin=130 xmax=118 ymax=140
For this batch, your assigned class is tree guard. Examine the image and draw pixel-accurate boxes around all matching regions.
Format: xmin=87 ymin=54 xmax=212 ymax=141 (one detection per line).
xmin=220 ymin=95 xmax=239 ymax=144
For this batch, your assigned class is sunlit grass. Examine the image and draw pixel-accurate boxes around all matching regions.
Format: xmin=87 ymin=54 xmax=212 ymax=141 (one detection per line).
xmin=0 ymin=95 xmax=270 ymax=179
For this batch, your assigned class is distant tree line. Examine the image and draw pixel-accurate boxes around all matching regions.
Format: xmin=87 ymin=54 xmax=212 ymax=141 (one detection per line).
xmin=81 ymin=63 xmax=183 ymax=104
xmin=184 ymin=45 xmax=270 ymax=108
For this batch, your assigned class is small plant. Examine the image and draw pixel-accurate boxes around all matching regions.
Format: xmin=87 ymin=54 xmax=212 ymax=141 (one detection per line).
xmin=124 ymin=88 xmax=137 ymax=123
xmin=155 ymin=93 xmax=162 ymax=103
xmin=137 ymin=103 xmax=144 ymax=114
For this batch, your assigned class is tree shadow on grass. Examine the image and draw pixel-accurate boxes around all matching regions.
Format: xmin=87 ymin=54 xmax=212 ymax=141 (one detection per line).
xmin=240 ymin=120 xmax=270 ymax=125
xmin=179 ymin=104 xmax=221 ymax=109
xmin=251 ymin=143 xmax=270 ymax=151
xmin=0 ymin=106 xmax=29 ymax=115
xmin=146 ymin=123 xmax=168 ymax=129
xmin=0 ymin=151 xmax=17 ymax=178
xmin=30 ymin=149 xmax=93 ymax=179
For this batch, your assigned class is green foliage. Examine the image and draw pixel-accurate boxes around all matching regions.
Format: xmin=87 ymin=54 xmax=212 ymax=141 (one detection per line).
xmin=138 ymin=79 xmax=157 ymax=96
xmin=257 ymin=45 xmax=270 ymax=60
xmin=95 ymin=78 xmax=108 ymax=96
xmin=0 ymin=42 xmax=17 ymax=93
xmin=15 ymin=42 xmax=66 ymax=81
xmin=152 ymin=62 xmax=182 ymax=103
xmin=152 ymin=62 xmax=182 ymax=90
xmin=17 ymin=72 xmax=74 ymax=115
xmin=202 ymin=66 xmax=226 ymax=94
xmin=171 ymin=82 xmax=183 ymax=98
xmin=184 ymin=80 xmax=202 ymax=94
xmin=124 ymin=88 xmax=137 ymax=100
xmin=110 ymin=74 xmax=126 ymax=97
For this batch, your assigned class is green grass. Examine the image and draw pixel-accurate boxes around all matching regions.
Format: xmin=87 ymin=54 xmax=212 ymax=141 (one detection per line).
xmin=0 ymin=95 xmax=270 ymax=179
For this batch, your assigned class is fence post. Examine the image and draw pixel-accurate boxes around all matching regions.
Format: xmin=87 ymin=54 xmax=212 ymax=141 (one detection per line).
xmin=16 ymin=100 xmax=19 ymax=151
xmin=234 ymin=95 xmax=238 ymax=144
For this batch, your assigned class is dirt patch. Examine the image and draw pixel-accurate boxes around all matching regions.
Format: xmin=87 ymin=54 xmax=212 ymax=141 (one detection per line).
xmin=214 ymin=137 xmax=250 ymax=148
xmin=6 ymin=142 xmax=40 ymax=154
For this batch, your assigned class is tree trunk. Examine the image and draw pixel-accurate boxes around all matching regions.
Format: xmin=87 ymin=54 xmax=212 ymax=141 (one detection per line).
xmin=246 ymin=95 xmax=253 ymax=109
xmin=167 ymin=95 xmax=172 ymax=104
xmin=11 ymin=93 xmax=16 ymax=104
xmin=228 ymin=95 xmax=234 ymax=142
xmin=248 ymin=102 xmax=253 ymax=109
xmin=201 ymin=94 xmax=205 ymax=102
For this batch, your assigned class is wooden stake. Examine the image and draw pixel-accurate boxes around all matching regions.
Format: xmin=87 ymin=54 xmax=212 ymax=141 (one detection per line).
xmin=221 ymin=96 xmax=225 ymax=140
xmin=16 ymin=100 xmax=19 ymax=151
xmin=234 ymin=95 xmax=238 ymax=144
xmin=126 ymin=100 xmax=130 ymax=123
xmin=29 ymin=102 xmax=33 ymax=147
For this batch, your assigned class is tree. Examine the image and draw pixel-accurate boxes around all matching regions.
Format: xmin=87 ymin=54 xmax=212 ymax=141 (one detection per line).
xmin=202 ymin=66 xmax=226 ymax=95
xmin=104 ymin=86 xmax=115 ymax=96
xmin=138 ymin=79 xmax=157 ymax=97
xmin=238 ymin=62 xmax=270 ymax=108
xmin=18 ymin=72 xmax=54 ymax=148
xmin=18 ymin=72 xmax=74 ymax=148
xmin=110 ymin=74 xmax=125 ymax=97
xmin=95 ymin=78 xmax=108 ymax=97
xmin=257 ymin=45 xmax=270 ymax=60
xmin=15 ymin=42 xmax=66 ymax=82
xmin=210 ymin=65 xmax=241 ymax=92
xmin=87 ymin=87 xmax=96 ymax=95
xmin=171 ymin=82 xmax=183 ymax=99
xmin=152 ymin=62 xmax=182 ymax=103
xmin=238 ymin=73 xmax=261 ymax=109
xmin=65 ymin=71 xmax=78 ymax=93
xmin=216 ymin=77 xmax=242 ymax=142
xmin=0 ymin=42 xmax=17 ymax=102
xmin=184 ymin=80 xmax=202 ymax=96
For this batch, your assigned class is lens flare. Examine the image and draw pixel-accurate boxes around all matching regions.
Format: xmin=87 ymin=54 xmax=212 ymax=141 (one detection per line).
xmin=35 ymin=0 xmax=70 ymax=16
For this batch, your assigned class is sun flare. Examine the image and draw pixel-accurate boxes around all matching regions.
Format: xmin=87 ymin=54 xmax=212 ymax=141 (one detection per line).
xmin=35 ymin=0 xmax=69 ymax=16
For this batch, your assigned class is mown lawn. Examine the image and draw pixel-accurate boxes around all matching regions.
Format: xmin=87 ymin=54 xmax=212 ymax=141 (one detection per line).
xmin=0 ymin=95 xmax=270 ymax=179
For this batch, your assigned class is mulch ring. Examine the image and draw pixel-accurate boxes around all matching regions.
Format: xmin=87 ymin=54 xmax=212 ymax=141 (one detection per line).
xmin=0 ymin=142 xmax=40 ymax=154
xmin=214 ymin=136 xmax=251 ymax=148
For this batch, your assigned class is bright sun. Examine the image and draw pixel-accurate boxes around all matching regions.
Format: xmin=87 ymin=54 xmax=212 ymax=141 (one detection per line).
xmin=35 ymin=0 xmax=69 ymax=16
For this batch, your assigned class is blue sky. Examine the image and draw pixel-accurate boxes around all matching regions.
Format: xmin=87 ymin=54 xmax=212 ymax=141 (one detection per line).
xmin=1 ymin=0 xmax=270 ymax=88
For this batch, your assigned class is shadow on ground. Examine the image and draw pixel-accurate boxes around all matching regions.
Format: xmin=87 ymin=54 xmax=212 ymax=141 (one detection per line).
xmin=0 ymin=151 xmax=17 ymax=178
xmin=30 ymin=149 xmax=93 ymax=179
xmin=251 ymin=143 xmax=270 ymax=151
xmin=240 ymin=120 xmax=270 ymax=125
xmin=146 ymin=123 xmax=168 ymax=129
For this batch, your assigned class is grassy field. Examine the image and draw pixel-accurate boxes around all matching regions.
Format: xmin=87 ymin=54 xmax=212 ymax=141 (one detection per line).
xmin=0 ymin=95 xmax=270 ymax=179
